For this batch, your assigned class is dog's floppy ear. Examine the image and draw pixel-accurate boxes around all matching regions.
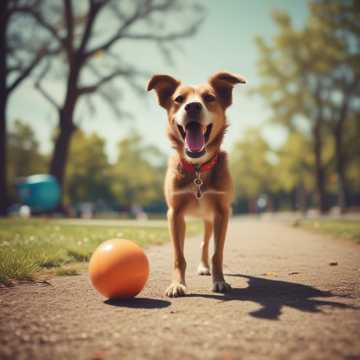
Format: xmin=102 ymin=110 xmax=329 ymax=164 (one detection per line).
xmin=147 ymin=74 xmax=180 ymax=108
xmin=208 ymin=71 xmax=246 ymax=109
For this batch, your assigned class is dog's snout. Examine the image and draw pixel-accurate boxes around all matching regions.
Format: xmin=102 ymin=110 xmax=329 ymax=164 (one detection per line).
xmin=185 ymin=102 xmax=202 ymax=116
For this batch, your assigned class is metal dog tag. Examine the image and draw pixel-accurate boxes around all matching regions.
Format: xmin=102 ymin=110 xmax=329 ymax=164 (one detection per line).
xmin=194 ymin=171 xmax=203 ymax=199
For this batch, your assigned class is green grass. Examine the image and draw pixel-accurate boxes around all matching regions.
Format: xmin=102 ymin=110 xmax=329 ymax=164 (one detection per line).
xmin=55 ymin=267 xmax=80 ymax=276
xmin=299 ymin=219 xmax=360 ymax=243
xmin=0 ymin=218 xmax=201 ymax=285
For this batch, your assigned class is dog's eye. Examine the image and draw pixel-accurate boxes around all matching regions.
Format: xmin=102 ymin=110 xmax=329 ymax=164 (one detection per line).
xmin=174 ymin=95 xmax=185 ymax=104
xmin=203 ymin=94 xmax=216 ymax=103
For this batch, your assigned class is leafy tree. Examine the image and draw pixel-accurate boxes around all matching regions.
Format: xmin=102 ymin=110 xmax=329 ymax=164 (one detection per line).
xmin=65 ymin=130 xmax=113 ymax=205
xmin=255 ymin=0 xmax=360 ymax=213
xmin=310 ymin=0 xmax=360 ymax=211
xmin=230 ymin=128 xmax=277 ymax=212
xmin=20 ymin=0 xmax=203 ymax=210
xmin=274 ymin=131 xmax=333 ymax=212
xmin=0 ymin=0 xmax=54 ymax=215
xmin=111 ymin=132 xmax=166 ymax=208
xmin=7 ymin=119 xmax=48 ymax=201
xmin=343 ymin=114 xmax=360 ymax=196
xmin=275 ymin=132 xmax=314 ymax=192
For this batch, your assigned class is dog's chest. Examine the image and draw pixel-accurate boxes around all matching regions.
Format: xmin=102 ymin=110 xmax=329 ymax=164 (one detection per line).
xmin=178 ymin=180 xmax=222 ymax=221
xmin=183 ymin=193 xmax=213 ymax=221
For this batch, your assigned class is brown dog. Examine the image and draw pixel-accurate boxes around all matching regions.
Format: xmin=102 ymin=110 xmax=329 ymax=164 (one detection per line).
xmin=147 ymin=72 xmax=246 ymax=297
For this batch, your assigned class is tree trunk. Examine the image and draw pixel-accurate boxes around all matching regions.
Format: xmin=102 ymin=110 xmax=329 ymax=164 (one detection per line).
xmin=0 ymin=1 xmax=8 ymax=216
xmin=290 ymin=187 xmax=297 ymax=211
xmin=0 ymin=97 xmax=7 ymax=216
xmin=49 ymin=110 xmax=76 ymax=207
xmin=49 ymin=61 xmax=80 ymax=211
xmin=313 ymin=121 xmax=328 ymax=214
xmin=334 ymin=115 xmax=349 ymax=214
xmin=296 ymin=181 xmax=307 ymax=215
xmin=248 ymin=198 xmax=257 ymax=214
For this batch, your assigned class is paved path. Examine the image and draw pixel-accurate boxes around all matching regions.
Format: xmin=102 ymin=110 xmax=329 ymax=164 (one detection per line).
xmin=1 ymin=218 xmax=360 ymax=360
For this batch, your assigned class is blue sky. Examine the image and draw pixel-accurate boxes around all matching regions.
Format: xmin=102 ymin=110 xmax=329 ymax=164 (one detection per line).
xmin=8 ymin=0 xmax=309 ymax=163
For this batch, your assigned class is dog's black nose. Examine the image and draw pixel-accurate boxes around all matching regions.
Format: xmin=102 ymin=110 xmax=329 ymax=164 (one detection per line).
xmin=185 ymin=102 xmax=202 ymax=116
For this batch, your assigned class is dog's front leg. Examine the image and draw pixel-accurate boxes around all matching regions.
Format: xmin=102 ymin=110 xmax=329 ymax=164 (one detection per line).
xmin=165 ymin=207 xmax=187 ymax=297
xmin=212 ymin=205 xmax=231 ymax=293
xmin=197 ymin=220 xmax=212 ymax=275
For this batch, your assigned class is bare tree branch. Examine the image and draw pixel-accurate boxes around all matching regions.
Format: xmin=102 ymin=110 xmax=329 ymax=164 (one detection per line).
xmin=78 ymin=68 xmax=134 ymax=95
xmin=34 ymin=60 xmax=60 ymax=110
xmin=85 ymin=9 xmax=142 ymax=58
xmin=78 ymin=0 xmax=107 ymax=56
xmin=83 ymin=91 xmax=97 ymax=117
xmin=23 ymin=8 xmax=65 ymax=48
xmin=121 ymin=23 xmax=201 ymax=42
xmin=97 ymin=86 xmax=133 ymax=120
xmin=64 ymin=0 xmax=74 ymax=57
xmin=7 ymin=0 xmax=41 ymax=16
xmin=8 ymin=47 xmax=47 ymax=93
xmin=84 ymin=0 xmax=200 ymax=58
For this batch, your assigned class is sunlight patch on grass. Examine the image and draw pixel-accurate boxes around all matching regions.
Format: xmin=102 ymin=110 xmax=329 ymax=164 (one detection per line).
xmin=0 ymin=218 xmax=201 ymax=284
xmin=300 ymin=219 xmax=360 ymax=243
xmin=56 ymin=267 xmax=80 ymax=276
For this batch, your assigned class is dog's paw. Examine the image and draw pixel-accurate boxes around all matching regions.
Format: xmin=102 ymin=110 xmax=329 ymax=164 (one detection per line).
xmin=197 ymin=263 xmax=211 ymax=276
xmin=212 ymin=280 xmax=232 ymax=293
xmin=165 ymin=283 xmax=186 ymax=297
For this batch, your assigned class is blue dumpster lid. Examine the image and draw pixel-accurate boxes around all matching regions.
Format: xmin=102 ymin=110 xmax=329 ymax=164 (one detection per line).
xmin=22 ymin=174 xmax=58 ymax=185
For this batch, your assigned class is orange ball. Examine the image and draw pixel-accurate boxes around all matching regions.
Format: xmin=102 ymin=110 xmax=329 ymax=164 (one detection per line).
xmin=89 ymin=239 xmax=149 ymax=299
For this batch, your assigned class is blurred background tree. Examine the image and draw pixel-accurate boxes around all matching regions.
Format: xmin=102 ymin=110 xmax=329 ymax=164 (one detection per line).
xmin=2 ymin=0 xmax=360 ymax=218
xmin=254 ymin=0 xmax=360 ymax=214
xmin=311 ymin=0 xmax=360 ymax=212
xmin=111 ymin=132 xmax=166 ymax=210
xmin=7 ymin=119 xmax=47 ymax=201
xmin=7 ymin=124 xmax=167 ymax=214
xmin=274 ymin=132 xmax=314 ymax=214
xmin=231 ymin=128 xmax=278 ymax=213
xmin=65 ymin=130 xmax=113 ymax=206
xmin=18 ymin=0 xmax=203 ymax=211
xmin=0 ymin=0 xmax=55 ymax=215
xmin=345 ymin=116 xmax=360 ymax=195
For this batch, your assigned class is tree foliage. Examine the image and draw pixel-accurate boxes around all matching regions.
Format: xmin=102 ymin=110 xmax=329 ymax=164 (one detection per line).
xmin=66 ymin=130 xmax=167 ymax=208
xmin=65 ymin=130 xmax=113 ymax=205
xmin=254 ymin=0 xmax=360 ymax=213
xmin=6 ymin=121 xmax=167 ymax=211
xmin=111 ymin=132 xmax=166 ymax=208
xmin=0 ymin=0 xmax=56 ymax=215
xmin=18 ymin=0 xmax=204 ymax=209
xmin=231 ymin=128 xmax=277 ymax=200
xmin=274 ymin=132 xmax=314 ymax=193
xmin=7 ymin=120 xmax=47 ymax=180
xmin=6 ymin=119 xmax=47 ymax=201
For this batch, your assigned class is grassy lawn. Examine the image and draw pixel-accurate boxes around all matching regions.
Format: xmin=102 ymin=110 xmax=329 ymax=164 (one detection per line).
xmin=300 ymin=219 xmax=360 ymax=243
xmin=0 ymin=218 xmax=201 ymax=285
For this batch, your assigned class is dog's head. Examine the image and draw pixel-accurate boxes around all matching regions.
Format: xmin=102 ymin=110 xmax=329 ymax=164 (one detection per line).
xmin=147 ymin=72 xmax=246 ymax=162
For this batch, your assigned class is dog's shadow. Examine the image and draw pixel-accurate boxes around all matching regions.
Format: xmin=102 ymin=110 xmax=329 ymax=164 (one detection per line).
xmin=188 ymin=274 xmax=357 ymax=320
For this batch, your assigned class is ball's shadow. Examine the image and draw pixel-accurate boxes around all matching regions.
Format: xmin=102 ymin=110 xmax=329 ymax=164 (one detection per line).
xmin=104 ymin=297 xmax=170 ymax=309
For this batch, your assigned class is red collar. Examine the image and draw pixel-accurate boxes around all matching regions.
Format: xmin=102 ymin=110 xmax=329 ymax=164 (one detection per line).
xmin=179 ymin=154 xmax=219 ymax=174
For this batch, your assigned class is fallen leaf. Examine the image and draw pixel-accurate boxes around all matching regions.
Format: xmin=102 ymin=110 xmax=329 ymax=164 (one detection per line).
xmin=92 ymin=351 xmax=106 ymax=360
xmin=262 ymin=272 xmax=278 ymax=277
xmin=222 ymin=351 xmax=234 ymax=360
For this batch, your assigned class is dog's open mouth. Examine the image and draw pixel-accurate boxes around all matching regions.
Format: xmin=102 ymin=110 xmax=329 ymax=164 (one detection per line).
xmin=178 ymin=122 xmax=212 ymax=158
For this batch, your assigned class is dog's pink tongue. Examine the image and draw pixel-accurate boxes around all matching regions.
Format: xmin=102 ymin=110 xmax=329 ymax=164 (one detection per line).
xmin=185 ymin=122 xmax=204 ymax=152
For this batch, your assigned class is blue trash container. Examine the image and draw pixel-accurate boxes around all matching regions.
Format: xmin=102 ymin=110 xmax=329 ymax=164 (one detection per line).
xmin=16 ymin=175 xmax=61 ymax=213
